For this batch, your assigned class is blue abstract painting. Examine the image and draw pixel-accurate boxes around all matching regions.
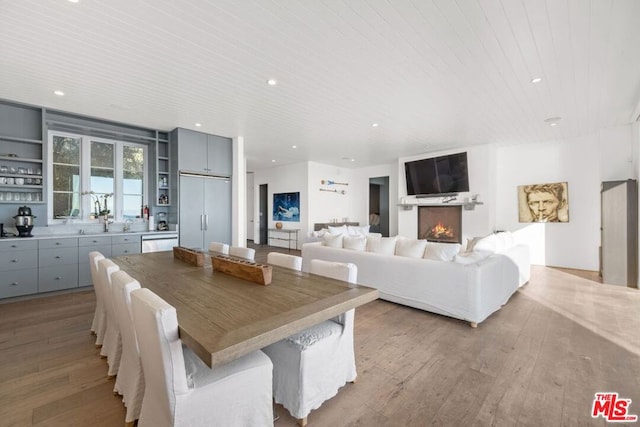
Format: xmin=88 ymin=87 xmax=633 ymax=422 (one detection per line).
xmin=273 ymin=192 xmax=300 ymax=222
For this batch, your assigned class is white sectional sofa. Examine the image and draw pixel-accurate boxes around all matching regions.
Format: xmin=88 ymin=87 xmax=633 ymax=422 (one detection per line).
xmin=301 ymin=232 xmax=530 ymax=327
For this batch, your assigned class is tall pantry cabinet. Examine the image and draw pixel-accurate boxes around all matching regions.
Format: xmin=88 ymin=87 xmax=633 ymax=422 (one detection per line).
xmin=170 ymin=128 xmax=233 ymax=250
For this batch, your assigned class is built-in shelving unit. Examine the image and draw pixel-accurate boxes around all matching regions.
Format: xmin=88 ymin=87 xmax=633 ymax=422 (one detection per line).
xmin=155 ymin=131 xmax=171 ymax=206
xmin=0 ymin=101 xmax=45 ymax=205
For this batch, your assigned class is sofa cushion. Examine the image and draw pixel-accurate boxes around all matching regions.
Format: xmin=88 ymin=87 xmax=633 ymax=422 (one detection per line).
xmin=366 ymin=236 xmax=397 ymax=255
xmin=453 ymin=251 xmax=492 ymax=264
xmin=343 ymin=235 xmax=367 ymax=251
xmin=322 ymin=233 xmax=343 ymax=248
xmin=395 ymin=237 xmax=428 ymax=258
xmin=423 ymin=242 xmax=462 ymax=261
xmin=495 ymin=231 xmax=515 ymax=253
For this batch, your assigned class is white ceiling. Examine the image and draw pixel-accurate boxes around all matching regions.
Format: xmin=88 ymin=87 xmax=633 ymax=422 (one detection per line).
xmin=2 ymin=0 xmax=640 ymax=172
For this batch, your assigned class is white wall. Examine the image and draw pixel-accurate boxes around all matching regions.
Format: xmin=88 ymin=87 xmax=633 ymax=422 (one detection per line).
xmin=246 ymin=172 xmax=254 ymax=241
xmin=495 ymin=125 xmax=635 ymax=270
xmin=307 ymin=162 xmax=355 ymax=227
xmin=253 ymin=162 xmax=309 ymax=249
xmin=232 ymin=136 xmax=246 ymax=246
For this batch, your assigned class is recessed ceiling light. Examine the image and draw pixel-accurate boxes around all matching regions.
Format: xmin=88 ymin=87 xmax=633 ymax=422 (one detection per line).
xmin=195 ymin=123 xmax=202 ymax=127
xmin=530 ymin=77 xmax=542 ymax=84
xmin=292 ymin=145 xmax=297 ymax=149
xmin=372 ymin=123 xmax=379 ymax=127
xmin=267 ymin=79 xmax=277 ymax=86
xmin=544 ymin=117 xmax=562 ymax=126
xmin=53 ymin=90 xmax=65 ymax=96
xmin=271 ymin=159 xmax=276 ymax=163
xmin=68 ymin=0 xmax=79 ymax=3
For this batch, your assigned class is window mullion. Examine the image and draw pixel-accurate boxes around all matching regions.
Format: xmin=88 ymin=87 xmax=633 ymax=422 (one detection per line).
xmin=81 ymin=137 xmax=92 ymax=220
xmin=115 ymin=143 xmax=124 ymax=221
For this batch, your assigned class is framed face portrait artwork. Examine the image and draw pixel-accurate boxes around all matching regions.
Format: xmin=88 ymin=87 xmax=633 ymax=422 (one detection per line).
xmin=518 ymin=182 xmax=569 ymax=223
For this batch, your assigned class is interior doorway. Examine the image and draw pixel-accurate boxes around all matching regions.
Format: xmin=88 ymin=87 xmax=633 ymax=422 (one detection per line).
xmin=259 ymin=184 xmax=268 ymax=245
xmin=369 ymin=176 xmax=389 ymax=237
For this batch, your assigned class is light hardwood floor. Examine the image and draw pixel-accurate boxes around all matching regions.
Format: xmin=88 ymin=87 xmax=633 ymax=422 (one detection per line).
xmin=1 ymin=248 xmax=639 ymax=426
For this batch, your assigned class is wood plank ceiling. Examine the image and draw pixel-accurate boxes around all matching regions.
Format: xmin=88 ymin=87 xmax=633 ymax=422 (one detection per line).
xmin=1 ymin=0 xmax=639 ymax=171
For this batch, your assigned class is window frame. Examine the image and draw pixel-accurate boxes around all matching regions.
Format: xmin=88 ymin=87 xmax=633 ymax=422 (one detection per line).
xmin=47 ymin=131 xmax=148 ymax=224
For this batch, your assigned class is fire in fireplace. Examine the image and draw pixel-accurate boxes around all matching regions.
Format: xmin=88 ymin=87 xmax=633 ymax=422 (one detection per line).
xmin=418 ymin=206 xmax=462 ymax=243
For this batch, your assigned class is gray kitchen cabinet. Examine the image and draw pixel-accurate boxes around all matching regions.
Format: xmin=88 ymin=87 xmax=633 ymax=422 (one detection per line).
xmin=78 ymin=236 xmax=112 ymax=287
xmin=38 ymin=237 xmax=78 ymax=292
xmin=178 ymin=174 xmax=231 ymax=250
xmin=171 ymin=128 xmax=232 ymax=176
xmin=0 ymin=239 xmax=38 ymax=298
xmin=111 ymin=234 xmax=141 ymax=257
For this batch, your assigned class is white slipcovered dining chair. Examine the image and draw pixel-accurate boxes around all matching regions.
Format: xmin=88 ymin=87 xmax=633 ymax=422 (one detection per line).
xmin=97 ymin=258 xmax=122 ymax=377
xmin=89 ymin=251 xmax=106 ymax=343
xmin=111 ymin=270 xmax=144 ymax=426
xmin=266 ymin=252 xmax=302 ymax=271
xmin=208 ymin=241 xmax=230 ymax=255
xmin=229 ymin=246 xmax=255 ymax=261
xmin=262 ymin=259 xmax=358 ymax=426
xmin=130 ymin=287 xmax=274 ymax=427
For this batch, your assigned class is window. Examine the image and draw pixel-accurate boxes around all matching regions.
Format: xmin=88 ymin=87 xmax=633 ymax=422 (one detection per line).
xmin=48 ymin=132 xmax=148 ymax=222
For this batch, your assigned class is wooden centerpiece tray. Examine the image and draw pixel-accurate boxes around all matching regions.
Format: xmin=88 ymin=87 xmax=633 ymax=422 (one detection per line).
xmin=211 ymin=255 xmax=272 ymax=285
xmin=173 ymin=246 xmax=206 ymax=267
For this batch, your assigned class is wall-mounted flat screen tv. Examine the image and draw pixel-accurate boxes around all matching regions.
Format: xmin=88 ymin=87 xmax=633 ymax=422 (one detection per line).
xmin=405 ymin=152 xmax=469 ymax=196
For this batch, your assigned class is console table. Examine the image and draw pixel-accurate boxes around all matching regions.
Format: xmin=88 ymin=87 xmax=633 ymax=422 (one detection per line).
xmin=268 ymin=228 xmax=300 ymax=252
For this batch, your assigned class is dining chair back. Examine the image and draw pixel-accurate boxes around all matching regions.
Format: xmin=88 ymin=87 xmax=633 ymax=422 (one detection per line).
xmin=267 ymin=252 xmax=302 ymax=271
xmin=130 ymin=287 xmax=274 ymax=426
xmin=208 ymin=241 xmax=230 ymax=255
xmin=89 ymin=251 xmax=106 ymax=343
xmin=97 ymin=258 xmax=122 ymax=376
xmin=111 ymin=270 xmax=144 ymax=425
xmin=263 ymin=259 xmax=358 ymax=426
xmin=229 ymin=246 xmax=256 ymax=261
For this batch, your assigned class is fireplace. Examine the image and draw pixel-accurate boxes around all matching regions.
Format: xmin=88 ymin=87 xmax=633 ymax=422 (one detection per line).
xmin=418 ymin=206 xmax=462 ymax=243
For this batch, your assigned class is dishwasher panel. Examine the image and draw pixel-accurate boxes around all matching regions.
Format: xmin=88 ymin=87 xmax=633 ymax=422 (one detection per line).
xmin=141 ymin=234 xmax=179 ymax=253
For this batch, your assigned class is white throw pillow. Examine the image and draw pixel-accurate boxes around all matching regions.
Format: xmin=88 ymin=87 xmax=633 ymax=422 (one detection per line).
xmin=343 ymin=235 xmax=367 ymax=251
xmin=322 ymin=233 xmax=343 ymax=248
xmin=347 ymin=225 xmax=370 ymax=237
xmin=423 ymin=242 xmax=462 ymax=261
xmin=395 ymin=237 xmax=428 ymax=258
xmin=311 ymin=228 xmax=329 ymax=238
xmin=328 ymin=225 xmax=348 ymax=236
xmin=366 ymin=236 xmax=397 ymax=255
xmin=472 ymin=234 xmax=498 ymax=254
xmin=367 ymin=232 xmax=382 ymax=240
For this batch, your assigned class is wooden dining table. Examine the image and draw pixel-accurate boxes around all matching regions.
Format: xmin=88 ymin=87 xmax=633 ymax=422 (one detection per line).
xmin=112 ymin=251 xmax=378 ymax=368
